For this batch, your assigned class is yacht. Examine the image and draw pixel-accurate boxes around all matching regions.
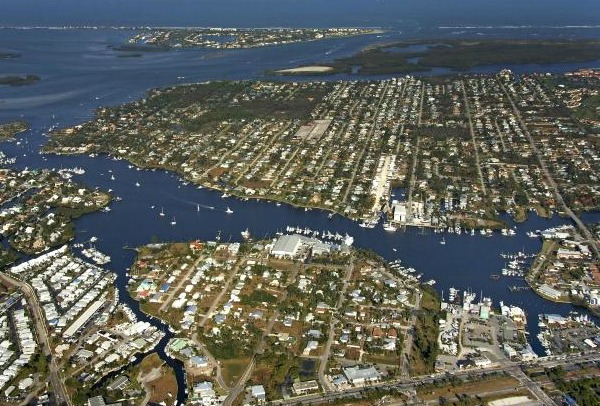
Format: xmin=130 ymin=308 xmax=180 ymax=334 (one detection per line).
xmin=170 ymin=217 xmax=177 ymax=226
xmin=440 ymin=237 xmax=446 ymax=245
xmin=241 ymin=228 xmax=250 ymax=240
xmin=225 ymin=206 xmax=233 ymax=214
xmin=159 ymin=207 xmax=165 ymax=217
xmin=383 ymin=222 xmax=397 ymax=232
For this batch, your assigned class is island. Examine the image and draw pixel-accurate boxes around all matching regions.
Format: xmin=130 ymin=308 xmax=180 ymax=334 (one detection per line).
xmin=0 ymin=52 xmax=20 ymax=59
xmin=0 ymin=74 xmax=40 ymax=86
xmin=45 ymin=69 xmax=600 ymax=241
xmin=0 ymin=121 xmax=28 ymax=142
xmin=274 ymin=39 xmax=600 ymax=76
xmin=124 ymin=27 xmax=381 ymax=50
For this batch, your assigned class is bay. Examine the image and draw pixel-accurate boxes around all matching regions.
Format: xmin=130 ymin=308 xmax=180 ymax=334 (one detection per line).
xmin=1 ymin=24 xmax=600 ymax=403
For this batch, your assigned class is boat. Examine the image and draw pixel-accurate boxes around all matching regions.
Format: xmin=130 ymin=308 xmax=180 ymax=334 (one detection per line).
xmin=241 ymin=228 xmax=250 ymax=240
xmin=110 ymin=174 xmax=115 ymax=180
xmin=440 ymin=237 xmax=446 ymax=245
xmin=343 ymin=234 xmax=354 ymax=246
xmin=225 ymin=206 xmax=233 ymax=214
xmin=135 ymin=181 xmax=140 ymax=187
xmin=383 ymin=222 xmax=397 ymax=232
xmin=170 ymin=217 xmax=176 ymax=226
xmin=159 ymin=207 xmax=165 ymax=217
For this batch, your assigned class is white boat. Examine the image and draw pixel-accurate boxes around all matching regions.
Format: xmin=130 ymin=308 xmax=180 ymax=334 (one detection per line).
xmin=159 ymin=207 xmax=165 ymax=217
xmin=241 ymin=228 xmax=250 ymax=240
xmin=110 ymin=174 xmax=115 ymax=180
xmin=225 ymin=207 xmax=233 ymax=214
xmin=383 ymin=222 xmax=397 ymax=232
xmin=170 ymin=217 xmax=176 ymax=226
xmin=440 ymin=237 xmax=446 ymax=245
xmin=135 ymin=181 xmax=140 ymax=187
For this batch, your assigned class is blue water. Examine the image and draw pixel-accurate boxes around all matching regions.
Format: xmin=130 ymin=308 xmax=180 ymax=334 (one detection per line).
xmin=1 ymin=13 xmax=599 ymax=401
xmin=1 ymin=0 xmax=600 ymax=35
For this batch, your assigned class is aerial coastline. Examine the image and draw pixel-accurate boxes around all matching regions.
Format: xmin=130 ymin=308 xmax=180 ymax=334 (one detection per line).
xmin=1 ymin=19 xmax=600 ymax=406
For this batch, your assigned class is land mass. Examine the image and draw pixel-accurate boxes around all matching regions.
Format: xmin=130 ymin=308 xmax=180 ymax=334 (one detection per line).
xmin=0 ymin=121 xmax=28 ymax=141
xmin=0 ymin=74 xmax=40 ymax=86
xmin=44 ymin=68 xmax=600 ymax=233
xmin=273 ymin=39 xmax=600 ymax=76
xmin=0 ymin=52 xmax=20 ymax=59
xmin=125 ymin=27 xmax=381 ymax=50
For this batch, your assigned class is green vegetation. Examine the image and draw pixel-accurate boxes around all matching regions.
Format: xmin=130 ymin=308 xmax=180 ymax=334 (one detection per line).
xmin=547 ymin=366 xmax=600 ymax=406
xmin=284 ymin=40 xmax=600 ymax=76
xmin=240 ymin=289 xmax=277 ymax=306
xmin=410 ymin=285 xmax=441 ymax=375
xmin=0 ymin=52 xmax=20 ymax=59
xmin=0 ymin=121 xmax=28 ymax=141
xmin=0 ymin=74 xmax=40 ymax=86
xmin=202 ymin=325 xmax=259 ymax=359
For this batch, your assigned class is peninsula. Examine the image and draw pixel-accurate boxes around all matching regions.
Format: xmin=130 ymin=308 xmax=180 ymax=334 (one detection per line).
xmin=273 ymin=39 xmax=600 ymax=75
xmin=45 ymin=69 xmax=600 ymax=233
xmin=0 ymin=121 xmax=28 ymax=142
xmin=123 ymin=234 xmax=590 ymax=406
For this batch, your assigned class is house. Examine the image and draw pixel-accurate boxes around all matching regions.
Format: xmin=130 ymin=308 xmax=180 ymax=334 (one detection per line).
xmin=251 ymin=384 xmax=266 ymax=402
xmin=292 ymin=380 xmax=319 ymax=395
xmin=342 ymin=365 xmax=381 ymax=385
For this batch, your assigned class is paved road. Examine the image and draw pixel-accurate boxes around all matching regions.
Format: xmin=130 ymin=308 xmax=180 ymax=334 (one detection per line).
xmin=462 ymin=80 xmax=487 ymax=196
xmin=499 ymin=79 xmax=600 ymax=259
xmin=223 ymin=261 xmax=303 ymax=406
xmin=270 ymin=352 xmax=600 ymax=406
xmin=0 ymin=272 xmax=71 ymax=406
xmin=401 ymin=290 xmax=420 ymax=377
xmin=318 ymin=257 xmax=355 ymax=392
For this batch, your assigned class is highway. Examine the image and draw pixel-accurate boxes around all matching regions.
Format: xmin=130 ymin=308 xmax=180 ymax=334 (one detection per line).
xmin=269 ymin=352 xmax=600 ymax=406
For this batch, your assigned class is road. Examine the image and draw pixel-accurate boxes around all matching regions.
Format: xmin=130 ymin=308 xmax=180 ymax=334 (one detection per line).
xmin=0 ymin=272 xmax=71 ymax=406
xmin=461 ymin=80 xmax=487 ymax=196
xmin=341 ymin=81 xmax=392 ymax=204
xmin=499 ymin=79 xmax=600 ymax=259
xmin=158 ymin=255 xmax=205 ymax=312
xmin=269 ymin=351 xmax=600 ymax=406
xmin=405 ymin=136 xmax=421 ymax=224
xmin=223 ymin=261 xmax=303 ymax=406
xmin=400 ymin=290 xmax=420 ymax=377
xmin=318 ymin=257 xmax=355 ymax=392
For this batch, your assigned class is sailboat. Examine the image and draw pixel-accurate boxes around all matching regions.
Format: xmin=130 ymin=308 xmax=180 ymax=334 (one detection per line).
xmin=225 ymin=206 xmax=233 ymax=214
xmin=159 ymin=207 xmax=165 ymax=217
xmin=440 ymin=237 xmax=446 ymax=245
xmin=170 ymin=217 xmax=177 ymax=226
xmin=196 ymin=204 xmax=200 ymax=212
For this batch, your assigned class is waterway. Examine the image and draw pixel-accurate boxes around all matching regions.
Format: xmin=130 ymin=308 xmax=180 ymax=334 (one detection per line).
xmin=1 ymin=26 xmax=600 ymax=403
